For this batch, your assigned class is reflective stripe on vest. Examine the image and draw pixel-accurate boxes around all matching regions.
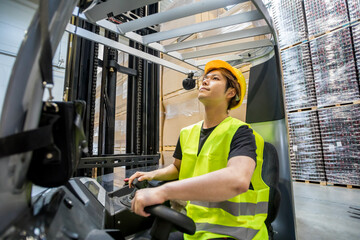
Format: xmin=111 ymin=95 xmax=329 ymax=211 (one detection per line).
xmin=196 ymin=223 xmax=259 ymax=240
xmin=179 ymin=117 xmax=269 ymax=240
xmin=190 ymin=200 xmax=268 ymax=216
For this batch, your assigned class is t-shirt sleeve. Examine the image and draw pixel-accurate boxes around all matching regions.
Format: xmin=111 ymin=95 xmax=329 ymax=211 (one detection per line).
xmin=228 ymin=125 xmax=257 ymax=164
xmin=173 ymin=136 xmax=182 ymax=160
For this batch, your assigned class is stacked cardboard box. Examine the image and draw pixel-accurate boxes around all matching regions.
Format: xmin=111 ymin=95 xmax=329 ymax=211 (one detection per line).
xmin=353 ymin=24 xmax=360 ymax=79
xmin=271 ymin=0 xmax=307 ymax=48
xmin=347 ymin=0 xmax=360 ymax=22
xmin=309 ymin=27 xmax=359 ymax=107
xmin=304 ymin=0 xmax=349 ymax=37
xmin=281 ymin=43 xmax=317 ymax=111
xmin=318 ymin=104 xmax=360 ymax=186
xmin=288 ymin=111 xmax=326 ymax=182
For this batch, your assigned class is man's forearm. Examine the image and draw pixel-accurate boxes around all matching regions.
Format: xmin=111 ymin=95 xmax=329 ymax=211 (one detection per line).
xmin=158 ymin=157 xmax=255 ymax=202
xmin=152 ymin=163 xmax=179 ymax=181
xmin=131 ymin=157 xmax=255 ymax=217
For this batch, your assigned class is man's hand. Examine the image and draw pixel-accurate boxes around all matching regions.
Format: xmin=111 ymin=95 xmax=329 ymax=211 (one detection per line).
xmin=127 ymin=160 xmax=181 ymax=188
xmin=131 ymin=187 xmax=167 ymax=217
xmin=128 ymin=171 xmax=155 ymax=188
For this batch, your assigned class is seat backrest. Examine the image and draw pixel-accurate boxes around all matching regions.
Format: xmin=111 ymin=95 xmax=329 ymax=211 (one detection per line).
xmin=262 ymin=142 xmax=281 ymax=229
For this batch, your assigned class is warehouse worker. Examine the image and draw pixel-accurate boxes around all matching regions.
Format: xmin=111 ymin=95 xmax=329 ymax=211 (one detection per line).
xmin=129 ymin=60 xmax=269 ymax=240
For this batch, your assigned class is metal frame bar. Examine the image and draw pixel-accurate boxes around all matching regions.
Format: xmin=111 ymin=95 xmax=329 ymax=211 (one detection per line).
xmin=102 ymin=59 xmax=138 ymax=76
xmin=164 ymin=26 xmax=271 ymax=52
xmin=116 ymin=0 xmax=248 ymax=34
xmin=126 ymin=52 xmax=136 ymax=155
xmin=189 ymin=45 xmax=274 ymax=68
xmin=65 ymin=24 xmax=191 ymax=74
xmin=190 ymin=55 xmax=245 ymax=67
xmin=142 ymin=10 xmax=263 ymax=44
xmin=78 ymin=154 xmax=160 ymax=169
xmin=83 ymin=0 xmax=160 ymax=23
xmin=182 ymin=39 xmax=273 ymax=59
xmin=251 ymin=0 xmax=277 ymax=42
xmin=121 ymin=11 xmax=159 ymax=33
xmin=73 ymin=7 xmax=200 ymax=68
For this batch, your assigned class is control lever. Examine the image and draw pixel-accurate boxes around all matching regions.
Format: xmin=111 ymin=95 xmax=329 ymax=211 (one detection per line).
xmin=129 ymin=178 xmax=148 ymax=200
xmin=120 ymin=178 xmax=148 ymax=207
xmin=132 ymin=178 xmax=148 ymax=189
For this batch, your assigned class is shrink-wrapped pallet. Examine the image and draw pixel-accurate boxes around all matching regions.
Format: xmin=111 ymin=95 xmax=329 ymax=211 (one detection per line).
xmin=288 ymin=111 xmax=326 ymax=182
xmin=318 ymin=104 xmax=360 ymax=186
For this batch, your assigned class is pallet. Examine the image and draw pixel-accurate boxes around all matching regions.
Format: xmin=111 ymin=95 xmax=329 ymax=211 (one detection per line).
xmin=294 ymin=179 xmax=327 ymax=186
xmin=307 ymin=18 xmax=360 ymax=42
xmin=317 ymin=100 xmax=360 ymax=110
xmin=326 ymin=182 xmax=360 ymax=189
xmin=348 ymin=18 xmax=360 ymax=28
xmin=308 ymin=24 xmax=348 ymax=41
xmin=309 ymin=30 xmax=336 ymax=41
xmin=294 ymin=180 xmax=360 ymax=189
xmin=288 ymin=106 xmax=317 ymax=113
xmin=280 ymin=41 xmax=304 ymax=51
xmin=280 ymin=19 xmax=360 ymax=52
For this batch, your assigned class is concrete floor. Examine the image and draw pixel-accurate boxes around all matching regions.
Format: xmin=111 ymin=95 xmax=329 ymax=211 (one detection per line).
xmin=293 ymin=182 xmax=360 ymax=240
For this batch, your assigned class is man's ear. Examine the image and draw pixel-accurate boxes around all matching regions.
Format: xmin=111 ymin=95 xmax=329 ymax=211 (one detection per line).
xmin=226 ymin=88 xmax=236 ymax=98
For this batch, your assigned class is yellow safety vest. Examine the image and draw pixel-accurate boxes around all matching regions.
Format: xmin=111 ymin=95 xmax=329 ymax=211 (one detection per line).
xmin=179 ymin=117 xmax=269 ymax=240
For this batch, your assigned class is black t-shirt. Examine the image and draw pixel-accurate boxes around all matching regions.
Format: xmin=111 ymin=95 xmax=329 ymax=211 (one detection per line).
xmin=173 ymin=124 xmax=257 ymax=164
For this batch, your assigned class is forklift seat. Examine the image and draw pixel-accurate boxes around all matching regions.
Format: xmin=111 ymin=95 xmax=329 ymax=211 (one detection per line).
xmin=262 ymin=142 xmax=281 ymax=238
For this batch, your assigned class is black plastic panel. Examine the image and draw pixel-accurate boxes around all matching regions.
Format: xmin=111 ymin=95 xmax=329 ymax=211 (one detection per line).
xmin=246 ymin=56 xmax=285 ymax=123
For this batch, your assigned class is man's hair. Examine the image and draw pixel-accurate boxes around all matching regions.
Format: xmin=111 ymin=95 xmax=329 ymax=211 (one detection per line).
xmin=208 ymin=68 xmax=241 ymax=110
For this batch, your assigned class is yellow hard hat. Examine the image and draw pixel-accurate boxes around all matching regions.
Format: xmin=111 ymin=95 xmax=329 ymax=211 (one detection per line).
xmin=204 ymin=60 xmax=246 ymax=109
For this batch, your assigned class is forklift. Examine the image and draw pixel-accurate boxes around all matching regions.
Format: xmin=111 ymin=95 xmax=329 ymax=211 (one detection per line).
xmin=0 ymin=0 xmax=296 ymax=239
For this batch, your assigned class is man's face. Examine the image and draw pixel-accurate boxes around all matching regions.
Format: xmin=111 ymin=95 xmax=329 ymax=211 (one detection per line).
xmin=198 ymin=70 xmax=233 ymax=107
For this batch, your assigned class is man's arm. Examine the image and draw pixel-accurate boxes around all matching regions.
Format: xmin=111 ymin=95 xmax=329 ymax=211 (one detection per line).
xmin=128 ymin=159 xmax=181 ymax=187
xmin=131 ymin=156 xmax=255 ymax=216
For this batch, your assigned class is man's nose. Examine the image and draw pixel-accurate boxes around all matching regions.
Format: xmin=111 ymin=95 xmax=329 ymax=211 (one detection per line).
xmin=202 ymin=78 xmax=209 ymax=86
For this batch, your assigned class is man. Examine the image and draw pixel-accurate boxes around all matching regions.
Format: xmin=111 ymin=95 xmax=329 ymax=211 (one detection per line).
xmin=129 ymin=60 xmax=269 ymax=240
